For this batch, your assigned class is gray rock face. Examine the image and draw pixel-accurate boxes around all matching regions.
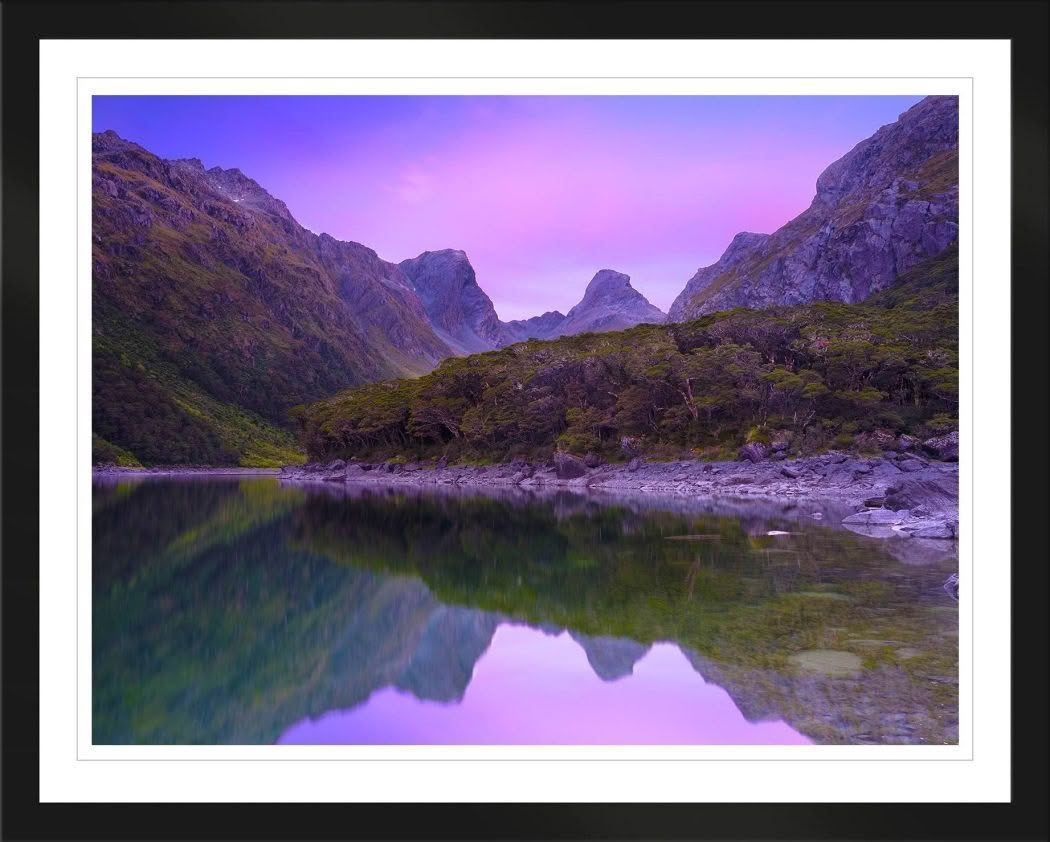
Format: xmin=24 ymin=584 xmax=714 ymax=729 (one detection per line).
xmin=884 ymin=474 xmax=958 ymax=514
xmin=398 ymin=249 xmax=513 ymax=354
xmin=550 ymin=270 xmax=666 ymax=337
xmin=668 ymin=96 xmax=959 ymax=321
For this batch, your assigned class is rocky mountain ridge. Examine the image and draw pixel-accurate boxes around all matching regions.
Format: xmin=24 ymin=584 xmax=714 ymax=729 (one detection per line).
xmin=668 ymin=95 xmax=959 ymax=321
xmin=398 ymin=253 xmax=668 ymax=349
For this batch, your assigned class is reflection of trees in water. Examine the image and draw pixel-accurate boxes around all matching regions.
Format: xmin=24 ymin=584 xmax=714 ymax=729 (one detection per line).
xmin=92 ymin=479 xmax=958 ymax=745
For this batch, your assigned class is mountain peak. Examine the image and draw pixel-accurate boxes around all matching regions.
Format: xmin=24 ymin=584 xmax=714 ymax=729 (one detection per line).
xmin=669 ymin=94 xmax=958 ymax=321
xmin=583 ymin=269 xmax=633 ymax=297
xmin=399 ymin=249 xmax=506 ymax=354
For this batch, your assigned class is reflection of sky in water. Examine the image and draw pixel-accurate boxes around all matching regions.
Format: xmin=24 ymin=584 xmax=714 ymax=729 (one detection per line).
xmin=93 ymin=479 xmax=958 ymax=745
xmin=278 ymin=624 xmax=811 ymax=745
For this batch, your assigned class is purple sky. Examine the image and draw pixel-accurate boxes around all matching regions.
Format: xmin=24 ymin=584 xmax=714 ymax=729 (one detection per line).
xmin=94 ymin=95 xmax=922 ymax=320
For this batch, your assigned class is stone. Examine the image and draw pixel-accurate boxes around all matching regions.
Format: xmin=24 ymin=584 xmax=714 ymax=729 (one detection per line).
xmin=869 ymin=461 xmax=902 ymax=481
xmin=780 ymin=467 xmax=801 ymax=479
xmin=583 ymin=452 xmax=602 ymax=468
xmin=738 ymin=442 xmax=767 ymax=463
xmin=884 ymin=474 xmax=958 ymax=512
xmin=864 ymin=497 xmax=886 ymax=507
xmin=724 ymin=476 xmax=754 ymax=485
xmin=325 ymin=459 xmax=346 ymax=472
xmin=897 ymin=434 xmax=919 ymax=451
xmin=553 ymin=451 xmax=588 ymax=480
xmin=627 ymin=457 xmax=641 ymax=472
xmin=922 ymin=431 xmax=959 ymax=461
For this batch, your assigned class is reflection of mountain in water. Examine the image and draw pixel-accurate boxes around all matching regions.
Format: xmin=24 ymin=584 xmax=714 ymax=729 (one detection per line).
xmin=569 ymin=632 xmax=651 ymax=681
xmin=92 ymin=478 xmax=958 ymax=745
xmin=394 ymin=605 xmax=500 ymax=702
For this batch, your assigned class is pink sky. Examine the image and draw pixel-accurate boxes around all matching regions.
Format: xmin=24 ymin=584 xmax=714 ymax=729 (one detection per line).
xmin=95 ymin=96 xmax=922 ymax=319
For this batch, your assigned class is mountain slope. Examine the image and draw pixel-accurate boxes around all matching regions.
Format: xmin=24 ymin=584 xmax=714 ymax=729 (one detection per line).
xmin=298 ymin=244 xmax=957 ymax=466
xmin=92 ymin=130 xmax=453 ymax=465
xmin=668 ymin=95 xmax=959 ymax=321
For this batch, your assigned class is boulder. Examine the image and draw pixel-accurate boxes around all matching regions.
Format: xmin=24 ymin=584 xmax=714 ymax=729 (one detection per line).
xmin=869 ymin=461 xmax=902 ymax=481
xmin=922 ymin=431 xmax=959 ymax=461
xmin=738 ymin=442 xmax=768 ymax=463
xmin=554 ymin=451 xmax=588 ymax=480
xmin=770 ymin=431 xmax=793 ymax=452
xmin=627 ymin=457 xmax=641 ymax=473
xmin=897 ymin=459 xmax=925 ymax=472
xmin=884 ymin=474 xmax=958 ymax=513
xmin=325 ymin=459 xmax=346 ymax=472
xmin=780 ymin=467 xmax=800 ymax=479
xmin=583 ymin=452 xmax=602 ymax=469
xmin=897 ymin=434 xmax=919 ymax=452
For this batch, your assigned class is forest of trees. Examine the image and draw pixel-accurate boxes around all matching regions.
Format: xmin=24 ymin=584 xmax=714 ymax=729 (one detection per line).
xmin=294 ymin=247 xmax=959 ymax=465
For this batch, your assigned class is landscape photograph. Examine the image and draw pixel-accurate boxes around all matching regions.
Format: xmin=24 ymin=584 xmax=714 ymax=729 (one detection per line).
xmin=91 ymin=93 xmax=960 ymax=746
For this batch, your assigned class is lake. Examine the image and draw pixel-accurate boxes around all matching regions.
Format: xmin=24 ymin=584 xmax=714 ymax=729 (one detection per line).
xmin=92 ymin=476 xmax=958 ymax=745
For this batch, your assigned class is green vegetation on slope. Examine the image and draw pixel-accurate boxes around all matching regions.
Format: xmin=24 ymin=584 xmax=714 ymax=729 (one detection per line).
xmin=91 ymin=136 xmax=447 ymax=466
xmin=297 ymin=247 xmax=959 ymax=464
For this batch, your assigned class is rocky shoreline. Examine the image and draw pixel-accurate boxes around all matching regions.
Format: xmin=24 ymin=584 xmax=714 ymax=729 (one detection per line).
xmin=277 ymin=448 xmax=960 ymax=541
xmin=93 ymin=466 xmax=280 ymax=478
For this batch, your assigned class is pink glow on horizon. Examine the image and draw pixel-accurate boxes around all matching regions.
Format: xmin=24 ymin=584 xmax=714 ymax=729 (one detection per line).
xmin=93 ymin=96 xmax=923 ymax=319
xmin=276 ymin=624 xmax=811 ymax=745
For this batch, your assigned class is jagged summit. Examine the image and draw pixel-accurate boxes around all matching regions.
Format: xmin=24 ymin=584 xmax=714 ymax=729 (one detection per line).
xmin=398 ymin=249 xmax=509 ymax=354
xmin=553 ymin=269 xmax=666 ymax=338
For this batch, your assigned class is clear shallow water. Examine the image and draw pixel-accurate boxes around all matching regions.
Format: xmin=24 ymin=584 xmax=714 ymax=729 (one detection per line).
xmin=92 ymin=477 xmax=958 ymax=745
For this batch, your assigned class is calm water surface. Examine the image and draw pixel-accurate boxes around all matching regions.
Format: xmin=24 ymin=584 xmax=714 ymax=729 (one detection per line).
xmin=93 ymin=477 xmax=958 ymax=745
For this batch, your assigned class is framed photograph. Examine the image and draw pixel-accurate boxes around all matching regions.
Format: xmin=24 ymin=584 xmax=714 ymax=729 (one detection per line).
xmin=2 ymin=1 xmax=1046 ymax=839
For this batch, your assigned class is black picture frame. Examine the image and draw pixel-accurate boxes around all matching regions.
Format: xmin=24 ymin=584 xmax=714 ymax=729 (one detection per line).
xmin=2 ymin=2 xmax=1047 ymax=840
